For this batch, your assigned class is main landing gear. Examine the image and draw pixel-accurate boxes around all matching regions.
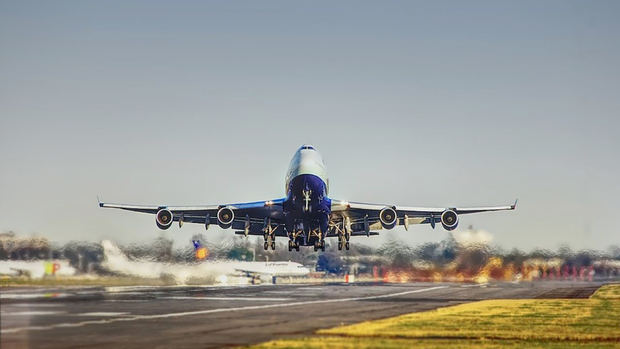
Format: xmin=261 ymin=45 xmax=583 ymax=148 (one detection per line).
xmin=313 ymin=240 xmax=325 ymax=252
xmin=335 ymin=216 xmax=351 ymax=251
xmin=288 ymin=240 xmax=300 ymax=252
xmin=263 ymin=237 xmax=276 ymax=251
xmin=263 ymin=218 xmax=276 ymax=250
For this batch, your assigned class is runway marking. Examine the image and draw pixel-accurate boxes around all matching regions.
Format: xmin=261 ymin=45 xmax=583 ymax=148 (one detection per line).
xmin=12 ymin=303 xmax=63 ymax=308
xmin=0 ymin=293 xmax=69 ymax=300
xmin=160 ymin=296 xmax=293 ymax=301
xmin=79 ymin=312 xmax=129 ymax=317
xmin=1 ymin=311 xmax=65 ymax=316
xmin=1 ymin=286 xmax=447 ymax=334
xmin=297 ymin=287 xmax=325 ymax=290
xmin=460 ymin=283 xmax=489 ymax=288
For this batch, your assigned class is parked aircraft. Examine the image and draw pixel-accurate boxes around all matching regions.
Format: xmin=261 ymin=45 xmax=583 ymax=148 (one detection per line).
xmin=101 ymin=240 xmax=309 ymax=284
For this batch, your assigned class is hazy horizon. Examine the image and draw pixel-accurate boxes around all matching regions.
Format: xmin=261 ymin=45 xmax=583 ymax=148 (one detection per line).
xmin=1 ymin=1 xmax=619 ymax=251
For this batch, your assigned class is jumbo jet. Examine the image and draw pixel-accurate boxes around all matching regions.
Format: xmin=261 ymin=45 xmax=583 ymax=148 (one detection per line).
xmin=100 ymin=145 xmax=516 ymax=252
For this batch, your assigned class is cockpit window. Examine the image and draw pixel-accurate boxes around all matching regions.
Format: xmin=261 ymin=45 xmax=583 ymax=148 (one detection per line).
xmin=301 ymin=145 xmax=315 ymax=150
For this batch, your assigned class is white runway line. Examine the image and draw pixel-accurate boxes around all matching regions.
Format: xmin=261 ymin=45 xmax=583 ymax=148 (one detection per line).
xmin=0 ymin=293 xmax=69 ymax=300
xmin=1 ymin=311 xmax=65 ymax=316
xmin=160 ymin=296 xmax=293 ymax=301
xmin=79 ymin=312 xmax=129 ymax=317
xmin=12 ymin=303 xmax=63 ymax=308
xmin=297 ymin=287 xmax=325 ymax=290
xmin=1 ymin=286 xmax=447 ymax=334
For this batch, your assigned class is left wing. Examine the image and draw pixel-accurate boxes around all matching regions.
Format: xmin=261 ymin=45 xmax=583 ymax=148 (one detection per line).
xmin=330 ymin=199 xmax=517 ymax=234
xmin=99 ymin=198 xmax=288 ymax=235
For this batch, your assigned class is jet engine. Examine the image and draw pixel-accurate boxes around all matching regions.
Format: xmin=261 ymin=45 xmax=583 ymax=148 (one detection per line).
xmin=217 ymin=207 xmax=235 ymax=229
xmin=440 ymin=209 xmax=459 ymax=231
xmin=156 ymin=209 xmax=173 ymax=230
xmin=379 ymin=207 xmax=398 ymax=229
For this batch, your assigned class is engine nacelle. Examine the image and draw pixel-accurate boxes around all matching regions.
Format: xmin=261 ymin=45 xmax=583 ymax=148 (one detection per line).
xmin=156 ymin=209 xmax=173 ymax=230
xmin=440 ymin=209 xmax=459 ymax=231
xmin=379 ymin=207 xmax=398 ymax=229
xmin=217 ymin=206 xmax=235 ymax=229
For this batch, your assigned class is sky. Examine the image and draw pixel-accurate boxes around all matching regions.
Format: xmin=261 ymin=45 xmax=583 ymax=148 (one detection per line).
xmin=1 ymin=1 xmax=619 ymax=251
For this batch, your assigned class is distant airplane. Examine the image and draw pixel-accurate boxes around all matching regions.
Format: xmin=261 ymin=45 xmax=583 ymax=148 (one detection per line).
xmin=100 ymin=145 xmax=516 ymax=252
xmin=100 ymin=240 xmax=309 ymax=284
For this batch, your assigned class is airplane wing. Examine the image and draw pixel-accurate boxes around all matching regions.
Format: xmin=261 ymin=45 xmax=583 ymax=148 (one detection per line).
xmin=330 ymin=199 xmax=517 ymax=234
xmin=99 ymin=198 xmax=288 ymax=235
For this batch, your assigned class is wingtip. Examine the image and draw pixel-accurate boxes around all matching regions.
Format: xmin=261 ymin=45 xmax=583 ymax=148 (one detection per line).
xmin=97 ymin=195 xmax=104 ymax=207
xmin=512 ymin=199 xmax=518 ymax=209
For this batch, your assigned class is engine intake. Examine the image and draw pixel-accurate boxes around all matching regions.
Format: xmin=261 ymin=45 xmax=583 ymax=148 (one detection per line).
xmin=441 ymin=209 xmax=458 ymax=231
xmin=379 ymin=207 xmax=398 ymax=229
xmin=156 ymin=209 xmax=173 ymax=230
xmin=217 ymin=207 xmax=235 ymax=229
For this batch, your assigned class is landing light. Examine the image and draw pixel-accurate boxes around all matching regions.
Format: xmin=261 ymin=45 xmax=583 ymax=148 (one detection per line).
xmin=265 ymin=200 xmax=274 ymax=206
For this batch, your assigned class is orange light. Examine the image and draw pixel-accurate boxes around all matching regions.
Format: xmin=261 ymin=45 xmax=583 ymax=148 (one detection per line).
xmin=196 ymin=247 xmax=208 ymax=260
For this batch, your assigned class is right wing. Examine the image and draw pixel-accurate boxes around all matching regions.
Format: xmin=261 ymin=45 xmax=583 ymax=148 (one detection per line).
xmin=99 ymin=198 xmax=288 ymax=235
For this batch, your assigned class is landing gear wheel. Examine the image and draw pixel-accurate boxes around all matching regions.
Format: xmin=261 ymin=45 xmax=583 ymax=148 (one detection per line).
xmin=345 ymin=241 xmax=350 ymax=250
xmin=295 ymin=245 xmax=300 ymax=252
xmin=271 ymin=241 xmax=276 ymax=250
xmin=288 ymin=240 xmax=293 ymax=251
xmin=313 ymin=243 xmax=318 ymax=252
xmin=338 ymin=242 xmax=342 ymax=250
xmin=320 ymin=241 xmax=325 ymax=252
xmin=264 ymin=241 xmax=269 ymax=250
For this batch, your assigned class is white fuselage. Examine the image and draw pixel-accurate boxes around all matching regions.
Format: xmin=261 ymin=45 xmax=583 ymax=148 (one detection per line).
xmin=284 ymin=145 xmax=329 ymax=195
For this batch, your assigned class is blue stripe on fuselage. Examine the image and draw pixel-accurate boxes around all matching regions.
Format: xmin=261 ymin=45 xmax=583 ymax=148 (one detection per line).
xmin=284 ymin=174 xmax=331 ymax=219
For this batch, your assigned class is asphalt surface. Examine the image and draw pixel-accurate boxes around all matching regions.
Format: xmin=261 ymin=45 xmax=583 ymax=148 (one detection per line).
xmin=0 ymin=281 xmax=605 ymax=348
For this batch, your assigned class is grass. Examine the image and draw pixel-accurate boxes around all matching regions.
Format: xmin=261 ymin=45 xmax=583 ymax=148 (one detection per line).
xmin=248 ymin=284 xmax=620 ymax=348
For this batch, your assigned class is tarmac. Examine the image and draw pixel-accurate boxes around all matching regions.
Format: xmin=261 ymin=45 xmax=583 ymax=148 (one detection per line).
xmin=0 ymin=281 xmax=606 ymax=348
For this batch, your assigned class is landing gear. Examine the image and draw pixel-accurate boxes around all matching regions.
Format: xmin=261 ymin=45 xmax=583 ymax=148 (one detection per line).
xmin=314 ymin=240 xmax=325 ymax=252
xmin=288 ymin=230 xmax=302 ymax=252
xmin=335 ymin=216 xmax=351 ymax=252
xmin=263 ymin=235 xmax=276 ymax=251
xmin=263 ymin=218 xmax=276 ymax=250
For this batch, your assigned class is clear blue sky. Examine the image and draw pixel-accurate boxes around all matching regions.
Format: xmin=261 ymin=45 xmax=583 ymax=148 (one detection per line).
xmin=1 ymin=1 xmax=619 ymax=250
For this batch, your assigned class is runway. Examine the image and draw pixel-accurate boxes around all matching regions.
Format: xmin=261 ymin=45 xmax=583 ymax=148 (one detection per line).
xmin=0 ymin=281 xmax=605 ymax=348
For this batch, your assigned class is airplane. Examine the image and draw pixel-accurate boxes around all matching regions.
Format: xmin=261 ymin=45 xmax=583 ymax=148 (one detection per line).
xmin=100 ymin=145 xmax=516 ymax=252
xmin=190 ymin=240 xmax=310 ymax=281
xmin=100 ymin=240 xmax=310 ymax=284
